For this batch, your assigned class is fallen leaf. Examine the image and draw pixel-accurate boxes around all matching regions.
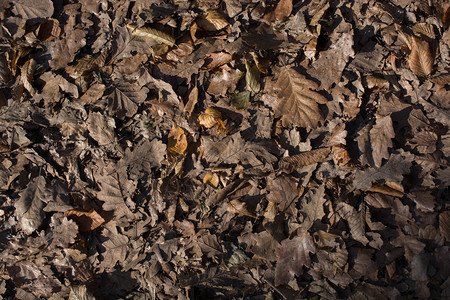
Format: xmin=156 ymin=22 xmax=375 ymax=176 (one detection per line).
xmin=275 ymin=228 xmax=316 ymax=286
xmin=65 ymin=209 xmax=105 ymax=232
xmin=409 ymin=36 xmax=434 ymax=77
xmin=279 ymin=148 xmax=331 ymax=173
xmin=269 ymin=67 xmax=328 ymax=128
xmin=167 ymin=125 xmax=188 ymax=155
xmin=126 ymin=24 xmax=175 ymax=47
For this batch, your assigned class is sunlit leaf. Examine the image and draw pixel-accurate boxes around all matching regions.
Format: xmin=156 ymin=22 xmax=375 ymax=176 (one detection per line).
xmin=126 ymin=24 xmax=175 ymax=47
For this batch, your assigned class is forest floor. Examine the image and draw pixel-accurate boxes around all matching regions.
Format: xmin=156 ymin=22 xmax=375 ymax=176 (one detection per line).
xmin=0 ymin=0 xmax=449 ymax=299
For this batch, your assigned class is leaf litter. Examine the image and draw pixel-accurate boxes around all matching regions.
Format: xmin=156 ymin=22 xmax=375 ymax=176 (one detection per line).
xmin=0 ymin=0 xmax=449 ymax=299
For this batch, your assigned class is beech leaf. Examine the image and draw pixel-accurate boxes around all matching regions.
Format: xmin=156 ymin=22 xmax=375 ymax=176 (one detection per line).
xmin=270 ymin=67 xmax=328 ymax=128
xmin=409 ymin=36 xmax=434 ymax=77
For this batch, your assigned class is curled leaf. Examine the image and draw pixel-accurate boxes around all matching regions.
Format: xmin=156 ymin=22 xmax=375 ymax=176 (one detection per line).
xmin=167 ymin=125 xmax=188 ymax=155
xmin=126 ymin=24 xmax=175 ymax=47
xmin=245 ymin=59 xmax=261 ymax=95
xmin=203 ymin=172 xmax=220 ymax=188
xmin=198 ymin=107 xmax=227 ymax=134
xmin=65 ymin=209 xmax=105 ymax=232
xmin=198 ymin=107 xmax=222 ymax=128
xmin=280 ymin=148 xmax=331 ymax=173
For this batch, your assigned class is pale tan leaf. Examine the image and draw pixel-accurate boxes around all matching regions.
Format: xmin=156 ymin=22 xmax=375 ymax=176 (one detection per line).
xmin=409 ymin=36 xmax=434 ymax=77
xmin=126 ymin=24 xmax=175 ymax=47
xmin=279 ymin=147 xmax=331 ymax=173
xmin=198 ymin=107 xmax=222 ymax=128
xmin=336 ymin=202 xmax=369 ymax=246
xmin=227 ymin=199 xmax=256 ymax=218
xmin=270 ymin=67 xmax=328 ymax=128
xmin=412 ymin=23 xmax=436 ymax=40
xmin=185 ymin=86 xmax=198 ymax=117
xmin=244 ymin=59 xmax=260 ymax=95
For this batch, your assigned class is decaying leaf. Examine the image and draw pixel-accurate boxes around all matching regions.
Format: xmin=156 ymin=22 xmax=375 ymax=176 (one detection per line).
xmin=274 ymin=0 xmax=293 ymax=21
xmin=126 ymin=24 xmax=175 ymax=47
xmin=269 ymin=67 xmax=328 ymax=128
xmin=409 ymin=36 xmax=434 ymax=77
xmin=231 ymin=91 xmax=250 ymax=110
xmin=280 ymin=148 xmax=331 ymax=173
xmin=369 ymin=114 xmax=395 ymax=168
xmin=275 ymin=228 xmax=316 ymax=286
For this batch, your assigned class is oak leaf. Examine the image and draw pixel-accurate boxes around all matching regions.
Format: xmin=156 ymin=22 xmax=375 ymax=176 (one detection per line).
xmin=369 ymin=114 xmax=395 ymax=168
xmin=275 ymin=228 xmax=316 ymax=286
xmin=269 ymin=67 xmax=328 ymax=128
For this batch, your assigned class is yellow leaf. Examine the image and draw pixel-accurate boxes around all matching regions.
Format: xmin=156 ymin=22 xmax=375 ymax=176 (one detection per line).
xmin=167 ymin=125 xmax=188 ymax=155
xmin=203 ymin=172 xmax=220 ymax=188
xmin=198 ymin=107 xmax=222 ymax=128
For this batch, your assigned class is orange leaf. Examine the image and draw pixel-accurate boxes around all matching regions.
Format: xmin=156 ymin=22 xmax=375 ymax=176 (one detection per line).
xmin=167 ymin=125 xmax=188 ymax=155
xmin=65 ymin=209 xmax=105 ymax=232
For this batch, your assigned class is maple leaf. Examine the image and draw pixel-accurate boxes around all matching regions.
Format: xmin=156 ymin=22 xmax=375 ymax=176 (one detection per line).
xmin=269 ymin=67 xmax=328 ymax=128
xmin=275 ymin=228 xmax=316 ymax=286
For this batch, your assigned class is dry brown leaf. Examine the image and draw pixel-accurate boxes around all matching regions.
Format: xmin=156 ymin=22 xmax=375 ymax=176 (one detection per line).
xmin=250 ymin=52 xmax=270 ymax=74
xmin=200 ymin=52 xmax=232 ymax=71
xmin=270 ymin=67 xmax=328 ymax=128
xmin=126 ymin=24 xmax=175 ymax=47
xmin=366 ymin=183 xmax=404 ymax=198
xmin=203 ymin=172 xmax=220 ymax=188
xmin=280 ymin=147 xmax=331 ymax=173
xmin=198 ymin=10 xmax=229 ymax=31
xmin=274 ymin=0 xmax=293 ymax=21
xmin=412 ymin=23 xmax=436 ymax=40
xmin=227 ymin=199 xmax=256 ymax=218
xmin=275 ymin=227 xmax=316 ymax=286
xmin=36 ymin=18 xmax=61 ymax=42
xmin=65 ymin=209 xmax=105 ymax=232
xmin=185 ymin=86 xmax=198 ymax=117
xmin=167 ymin=125 xmax=188 ymax=156
xmin=409 ymin=36 xmax=434 ymax=77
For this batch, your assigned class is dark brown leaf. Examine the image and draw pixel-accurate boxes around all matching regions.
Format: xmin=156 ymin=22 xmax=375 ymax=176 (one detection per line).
xmin=275 ymin=228 xmax=316 ymax=286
